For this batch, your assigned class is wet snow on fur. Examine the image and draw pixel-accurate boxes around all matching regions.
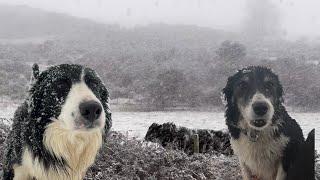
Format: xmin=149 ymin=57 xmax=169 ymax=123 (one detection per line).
xmin=0 ymin=118 xmax=318 ymax=179
xmin=0 ymin=120 xmax=319 ymax=179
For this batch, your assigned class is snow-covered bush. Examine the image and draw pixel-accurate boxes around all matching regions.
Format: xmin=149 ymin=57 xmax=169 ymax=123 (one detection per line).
xmin=85 ymin=132 xmax=241 ymax=180
xmin=0 ymin=120 xmax=318 ymax=179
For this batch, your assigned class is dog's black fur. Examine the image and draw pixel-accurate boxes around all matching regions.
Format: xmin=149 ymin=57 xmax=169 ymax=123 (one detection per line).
xmin=286 ymin=129 xmax=315 ymax=180
xmin=223 ymin=66 xmax=305 ymax=178
xmin=3 ymin=64 xmax=112 ymax=179
xmin=145 ymin=122 xmax=233 ymax=155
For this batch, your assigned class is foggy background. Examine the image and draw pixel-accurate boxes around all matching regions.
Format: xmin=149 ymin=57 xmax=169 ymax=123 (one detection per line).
xmin=1 ymin=0 xmax=320 ymax=39
xmin=0 ymin=0 xmax=319 ymax=111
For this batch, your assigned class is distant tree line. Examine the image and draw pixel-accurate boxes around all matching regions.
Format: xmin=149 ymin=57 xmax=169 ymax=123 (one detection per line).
xmin=0 ymin=60 xmax=29 ymax=100
xmin=0 ymin=26 xmax=319 ymax=111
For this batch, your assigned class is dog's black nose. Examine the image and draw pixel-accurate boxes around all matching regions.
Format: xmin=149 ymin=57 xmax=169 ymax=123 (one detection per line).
xmin=252 ymin=119 xmax=267 ymax=127
xmin=79 ymin=101 xmax=102 ymax=122
xmin=252 ymin=102 xmax=268 ymax=116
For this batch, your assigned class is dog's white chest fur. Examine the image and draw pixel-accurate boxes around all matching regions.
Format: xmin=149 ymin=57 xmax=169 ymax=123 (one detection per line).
xmin=231 ymin=132 xmax=289 ymax=180
xmin=14 ymin=121 xmax=103 ymax=180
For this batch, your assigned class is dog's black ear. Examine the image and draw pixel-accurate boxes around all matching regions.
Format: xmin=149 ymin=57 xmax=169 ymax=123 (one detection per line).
xmin=267 ymin=68 xmax=285 ymax=103
xmin=222 ymin=86 xmax=230 ymax=104
xmin=279 ymin=85 xmax=284 ymax=103
xmin=222 ymin=75 xmax=235 ymax=105
xmin=28 ymin=63 xmax=41 ymax=91
xmin=104 ymin=97 xmax=112 ymax=133
xmin=220 ymin=92 xmax=227 ymax=106
xmin=32 ymin=63 xmax=40 ymax=81
xmin=27 ymin=64 xmax=41 ymax=112
xmin=274 ymin=74 xmax=284 ymax=103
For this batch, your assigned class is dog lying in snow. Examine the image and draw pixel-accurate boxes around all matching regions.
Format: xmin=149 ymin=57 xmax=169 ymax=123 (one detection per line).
xmin=222 ymin=66 xmax=314 ymax=180
xmin=145 ymin=122 xmax=233 ymax=155
xmin=3 ymin=64 xmax=112 ymax=180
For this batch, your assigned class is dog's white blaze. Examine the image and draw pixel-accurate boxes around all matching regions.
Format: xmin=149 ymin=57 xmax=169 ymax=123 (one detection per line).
xmin=14 ymin=74 xmax=106 ymax=180
xmin=58 ymin=79 xmax=106 ymax=130
xmin=43 ymin=121 xmax=102 ymax=179
xmin=15 ymin=124 xmax=102 ymax=180
xmin=239 ymin=92 xmax=274 ymax=130
xmin=231 ymin=128 xmax=289 ymax=180
xmin=234 ymin=91 xmax=289 ymax=180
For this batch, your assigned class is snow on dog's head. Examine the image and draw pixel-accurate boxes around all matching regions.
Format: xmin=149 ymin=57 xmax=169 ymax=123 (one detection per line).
xmin=223 ymin=66 xmax=284 ymax=131
xmin=28 ymin=64 xmax=111 ymax=132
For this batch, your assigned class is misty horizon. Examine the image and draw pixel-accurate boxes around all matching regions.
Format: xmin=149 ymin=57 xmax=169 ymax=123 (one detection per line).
xmin=0 ymin=0 xmax=319 ymax=40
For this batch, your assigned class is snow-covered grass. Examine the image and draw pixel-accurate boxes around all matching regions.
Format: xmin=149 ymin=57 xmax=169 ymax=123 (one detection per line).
xmin=0 ymin=121 xmax=242 ymax=179
xmin=85 ymin=132 xmax=242 ymax=180
xmin=0 ymin=118 xmax=318 ymax=179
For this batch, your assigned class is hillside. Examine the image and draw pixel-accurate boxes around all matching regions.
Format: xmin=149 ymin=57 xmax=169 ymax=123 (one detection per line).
xmin=0 ymin=4 xmax=110 ymax=39
xmin=0 ymin=4 xmax=319 ymax=110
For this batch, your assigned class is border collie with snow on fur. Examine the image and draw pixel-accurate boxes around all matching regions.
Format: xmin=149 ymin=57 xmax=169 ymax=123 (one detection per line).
xmin=222 ymin=66 xmax=313 ymax=180
xmin=3 ymin=64 xmax=112 ymax=180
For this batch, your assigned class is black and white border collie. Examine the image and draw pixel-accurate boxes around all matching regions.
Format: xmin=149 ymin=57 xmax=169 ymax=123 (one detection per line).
xmin=3 ymin=64 xmax=112 ymax=180
xmin=222 ymin=66 xmax=306 ymax=180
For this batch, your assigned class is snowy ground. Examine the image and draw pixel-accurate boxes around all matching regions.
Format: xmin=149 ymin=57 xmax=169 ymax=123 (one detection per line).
xmin=0 ymin=103 xmax=319 ymax=150
xmin=112 ymin=111 xmax=320 ymax=151
xmin=0 ymin=103 xmax=319 ymax=179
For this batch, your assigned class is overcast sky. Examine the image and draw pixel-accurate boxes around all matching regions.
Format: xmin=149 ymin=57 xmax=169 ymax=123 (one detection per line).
xmin=0 ymin=0 xmax=319 ymax=39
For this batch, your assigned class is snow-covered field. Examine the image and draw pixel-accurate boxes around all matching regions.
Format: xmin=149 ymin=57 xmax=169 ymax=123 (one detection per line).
xmin=112 ymin=111 xmax=320 ymax=151
xmin=1 ymin=103 xmax=319 ymax=150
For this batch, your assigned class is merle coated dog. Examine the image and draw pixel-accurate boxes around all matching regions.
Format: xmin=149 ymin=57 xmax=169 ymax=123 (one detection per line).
xmin=222 ymin=66 xmax=311 ymax=180
xmin=3 ymin=64 xmax=112 ymax=180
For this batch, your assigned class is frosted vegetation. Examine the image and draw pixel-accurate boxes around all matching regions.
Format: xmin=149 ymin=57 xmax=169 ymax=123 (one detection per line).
xmin=0 ymin=119 xmax=318 ymax=179
xmin=0 ymin=119 xmax=242 ymax=179
xmin=0 ymin=5 xmax=319 ymax=111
